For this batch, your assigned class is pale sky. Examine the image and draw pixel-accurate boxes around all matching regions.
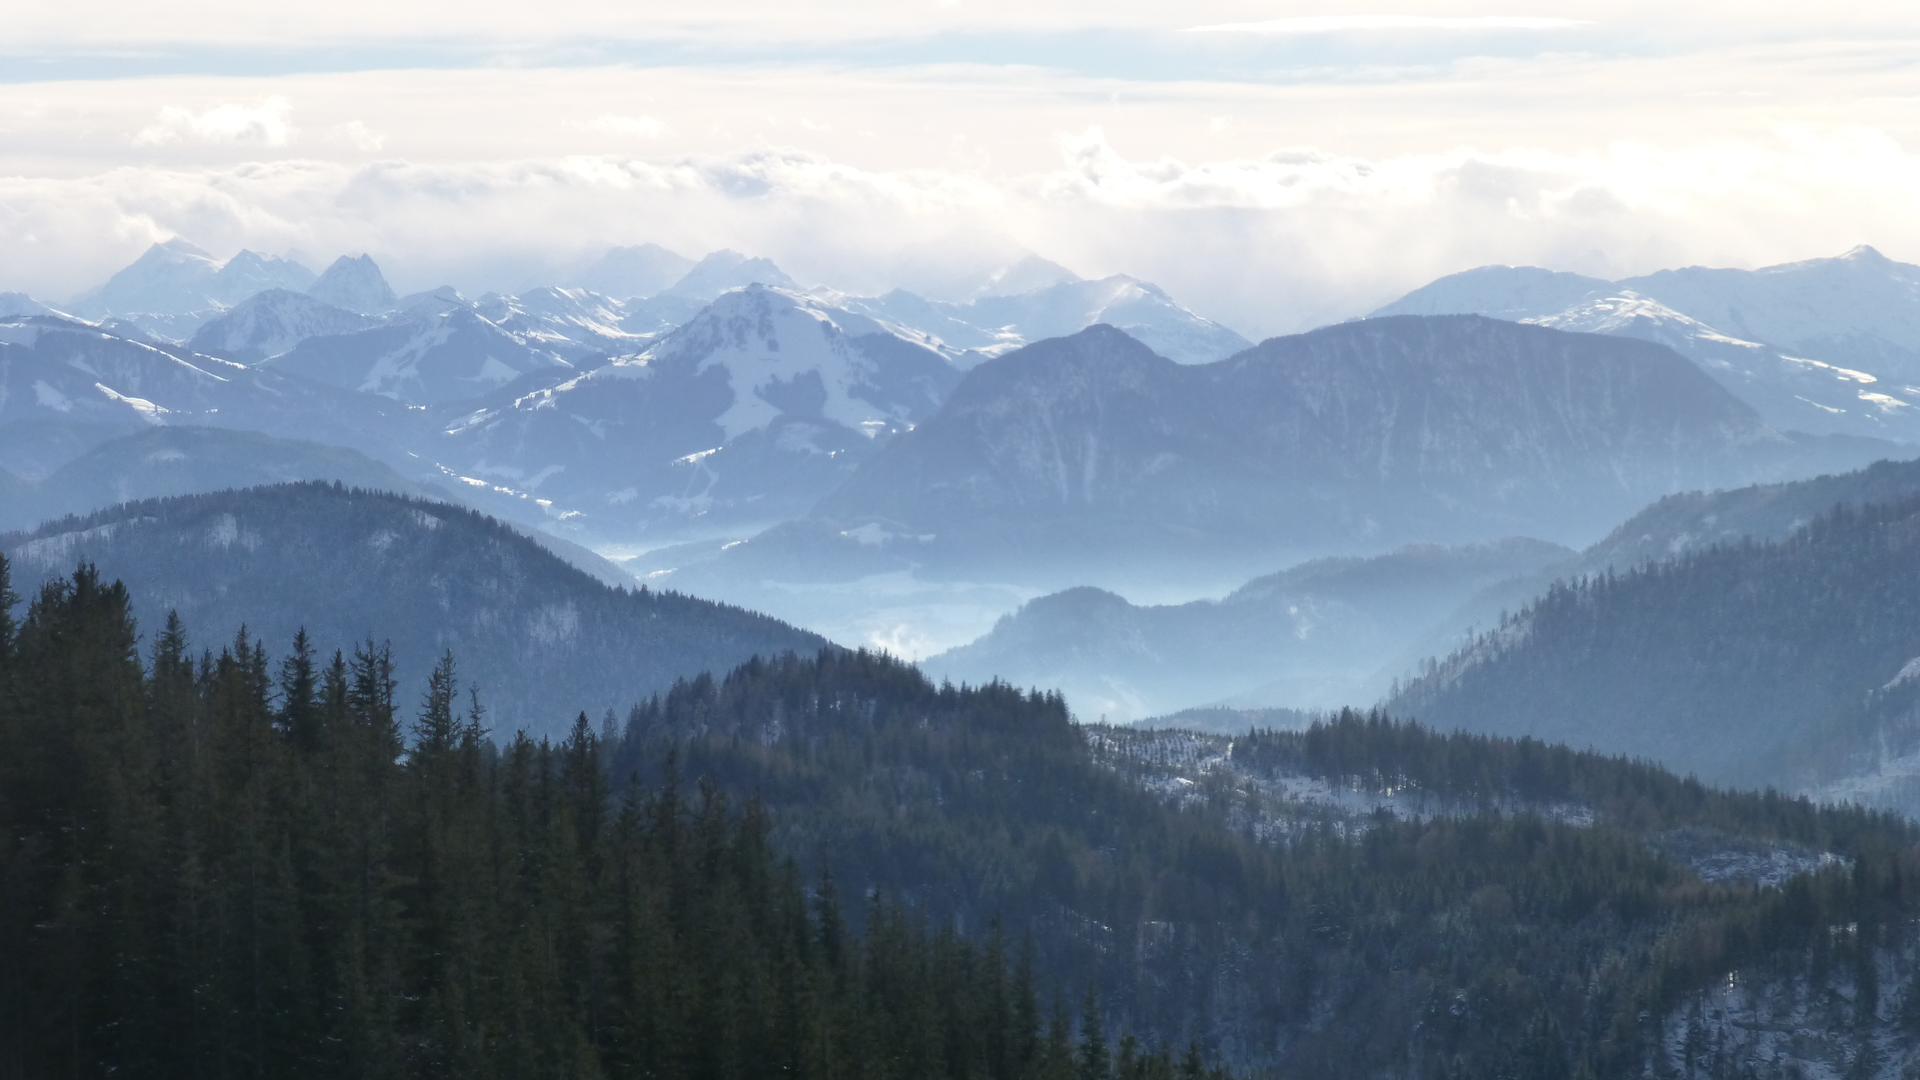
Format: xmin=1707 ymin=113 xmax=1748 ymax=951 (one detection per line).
xmin=4 ymin=1 xmax=1919 ymax=336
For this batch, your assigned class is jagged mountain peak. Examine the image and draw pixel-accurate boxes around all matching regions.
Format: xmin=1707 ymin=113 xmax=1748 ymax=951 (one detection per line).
xmin=644 ymin=283 xmax=956 ymax=439
xmin=308 ymin=253 xmax=399 ymax=314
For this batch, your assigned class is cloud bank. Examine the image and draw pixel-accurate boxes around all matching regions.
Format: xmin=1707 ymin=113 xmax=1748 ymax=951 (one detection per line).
xmin=6 ymin=120 xmax=1919 ymax=338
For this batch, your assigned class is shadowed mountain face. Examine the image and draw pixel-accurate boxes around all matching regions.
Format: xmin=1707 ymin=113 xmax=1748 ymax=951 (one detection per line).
xmin=2 ymin=484 xmax=827 ymax=738
xmin=1384 ymin=489 xmax=1920 ymax=800
xmin=808 ymin=316 xmax=1876 ymax=580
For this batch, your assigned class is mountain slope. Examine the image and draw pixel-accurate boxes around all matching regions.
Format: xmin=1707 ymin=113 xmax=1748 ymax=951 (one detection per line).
xmin=2 ymin=483 xmax=827 ymax=736
xmin=185 ymin=288 xmax=379 ymax=363
xmin=0 ymin=315 xmax=431 ymax=480
xmin=809 ymin=317 xmax=1870 ymax=579
xmin=1618 ymin=244 xmax=1920 ymax=365
xmin=924 ymin=538 xmax=1571 ymax=721
xmin=473 ymin=286 xmax=650 ymax=361
xmin=262 ymin=307 xmax=563 ymax=405
xmin=1386 ymin=491 xmax=1920 ymax=796
xmin=1529 ymin=290 xmax=1920 ymax=439
xmin=1373 ymin=248 xmax=1920 ymax=442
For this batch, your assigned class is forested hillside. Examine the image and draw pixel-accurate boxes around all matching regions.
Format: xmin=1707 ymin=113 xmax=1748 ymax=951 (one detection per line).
xmin=1388 ymin=492 xmax=1920 ymax=796
xmin=0 ymin=560 xmax=1197 ymax=1080
xmin=606 ymin=650 xmax=1920 ymax=1076
xmin=11 ymin=558 xmax=1920 ymax=1076
xmin=2 ymin=483 xmax=823 ymax=738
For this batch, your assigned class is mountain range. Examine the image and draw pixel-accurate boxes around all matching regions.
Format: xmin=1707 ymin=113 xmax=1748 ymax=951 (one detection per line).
xmin=18 ymin=236 xmax=1920 ymax=1079
xmin=12 ymin=238 xmax=1920 ymax=705
xmin=651 ymin=315 xmax=1888 ymax=605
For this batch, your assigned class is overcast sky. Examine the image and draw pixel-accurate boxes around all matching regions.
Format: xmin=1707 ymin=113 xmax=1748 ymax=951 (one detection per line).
xmin=4 ymin=1 xmax=1918 ymax=336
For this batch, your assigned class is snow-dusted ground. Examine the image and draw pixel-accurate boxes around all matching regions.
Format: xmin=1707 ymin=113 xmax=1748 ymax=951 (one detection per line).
xmin=1657 ymin=939 xmax=1920 ymax=1079
xmin=1085 ymin=726 xmax=1597 ymax=845
xmin=1085 ymin=726 xmax=1860 ymax=892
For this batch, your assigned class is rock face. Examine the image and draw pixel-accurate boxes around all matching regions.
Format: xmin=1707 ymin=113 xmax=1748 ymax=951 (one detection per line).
xmin=2 ymin=483 xmax=828 ymax=738
xmin=812 ymin=316 xmax=1860 ymax=576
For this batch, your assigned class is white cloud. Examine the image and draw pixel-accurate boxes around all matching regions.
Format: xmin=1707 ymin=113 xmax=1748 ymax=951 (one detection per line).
xmin=134 ymin=95 xmax=295 ymax=147
xmin=579 ymin=114 xmax=671 ymax=139
xmin=1184 ymin=16 xmax=1591 ymax=35
xmin=327 ymin=120 xmax=384 ymax=151
xmin=6 ymin=123 xmax=1920 ymax=339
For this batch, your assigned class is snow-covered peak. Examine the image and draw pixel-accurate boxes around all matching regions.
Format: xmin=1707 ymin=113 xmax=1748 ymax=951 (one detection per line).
xmin=308 ymin=254 xmax=399 ymax=314
xmin=1618 ymin=247 xmax=1920 ymax=353
xmin=1528 ymin=290 xmax=1747 ymax=343
xmin=645 ymin=284 xmax=956 ymax=439
xmin=73 ymin=239 xmax=223 ymax=317
xmin=475 ymin=287 xmax=653 ymax=361
xmin=186 ymin=289 xmax=378 ymax=364
xmin=1370 ymin=265 xmax=1611 ymax=322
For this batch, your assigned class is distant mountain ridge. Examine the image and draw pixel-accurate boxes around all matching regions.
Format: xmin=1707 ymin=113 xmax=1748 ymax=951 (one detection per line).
xmin=807 ymin=317 xmax=1874 ymax=571
xmin=1374 ymin=246 xmax=1920 ymax=441
xmin=923 ymin=537 xmax=1572 ymax=722
xmin=2 ymin=483 xmax=827 ymax=737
